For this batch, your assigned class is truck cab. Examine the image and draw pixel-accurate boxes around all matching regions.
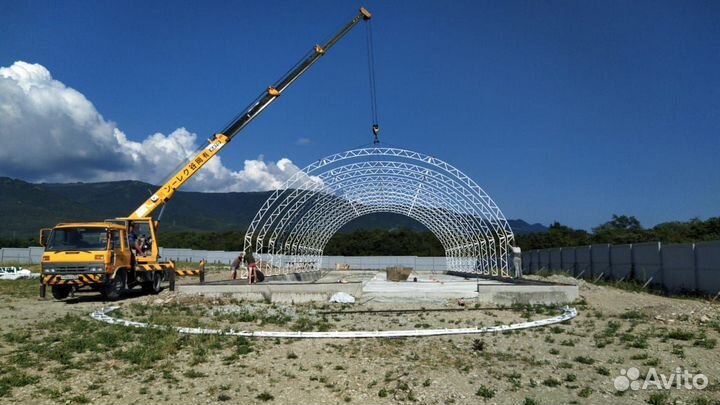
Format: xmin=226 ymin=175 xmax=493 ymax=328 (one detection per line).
xmin=40 ymin=218 xmax=167 ymax=300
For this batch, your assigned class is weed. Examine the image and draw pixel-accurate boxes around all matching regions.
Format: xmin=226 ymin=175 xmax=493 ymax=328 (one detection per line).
xmin=621 ymin=332 xmax=649 ymax=349
xmin=68 ymin=395 xmax=90 ymax=404
xmin=644 ymin=358 xmax=661 ymax=367
xmin=524 ymin=397 xmax=539 ymax=405
xmin=256 ymin=391 xmax=274 ymax=402
xmin=565 ymin=374 xmax=577 ymax=383
xmin=647 ymin=391 xmax=670 ymax=405
xmin=671 ymin=344 xmax=685 ymax=359
xmin=693 ymin=337 xmax=717 ymax=350
xmin=291 ymin=317 xmax=331 ymax=332
xmin=472 ymin=339 xmax=485 ymax=352
xmin=218 ymin=393 xmax=231 ymax=401
xmin=542 ymin=377 xmax=561 ymax=387
xmin=666 ymin=329 xmax=694 ymax=341
xmin=574 ymin=356 xmax=595 ymax=365
xmin=378 ymin=388 xmax=389 ymax=398
xmin=691 ymin=396 xmax=712 ymax=405
xmin=287 ymin=351 xmax=298 ymax=359
xmin=475 ymin=385 xmax=495 ymax=399
xmin=630 ymin=353 xmax=649 ymax=360
xmin=578 ymin=387 xmax=593 ymax=398
xmin=183 ymin=369 xmax=207 ymax=378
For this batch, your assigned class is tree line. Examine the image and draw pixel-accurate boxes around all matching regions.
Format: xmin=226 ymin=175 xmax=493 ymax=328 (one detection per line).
xmin=515 ymin=215 xmax=720 ymax=250
xmin=2 ymin=215 xmax=717 ymax=255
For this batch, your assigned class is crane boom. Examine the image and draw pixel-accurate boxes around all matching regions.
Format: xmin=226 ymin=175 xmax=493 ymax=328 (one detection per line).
xmin=129 ymin=7 xmax=372 ymax=220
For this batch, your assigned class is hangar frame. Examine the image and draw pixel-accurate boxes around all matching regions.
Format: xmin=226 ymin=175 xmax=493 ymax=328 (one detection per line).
xmin=244 ymin=148 xmax=515 ymax=277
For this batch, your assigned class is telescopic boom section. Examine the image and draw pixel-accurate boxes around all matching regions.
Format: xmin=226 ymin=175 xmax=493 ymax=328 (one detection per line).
xmin=128 ymin=7 xmax=372 ymax=220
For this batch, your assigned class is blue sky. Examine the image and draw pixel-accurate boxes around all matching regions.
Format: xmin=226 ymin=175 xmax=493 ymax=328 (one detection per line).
xmin=1 ymin=0 xmax=718 ymax=230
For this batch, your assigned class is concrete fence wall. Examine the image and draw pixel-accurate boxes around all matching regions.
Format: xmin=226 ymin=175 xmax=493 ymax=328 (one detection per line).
xmin=522 ymin=240 xmax=720 ymax=296
xmin=0 ymin=247 xmax=450 ymax=272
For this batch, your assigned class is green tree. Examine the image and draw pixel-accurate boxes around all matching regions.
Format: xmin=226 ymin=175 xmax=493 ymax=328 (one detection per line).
xmin=591 ymin=214 xmax=649 ymax=244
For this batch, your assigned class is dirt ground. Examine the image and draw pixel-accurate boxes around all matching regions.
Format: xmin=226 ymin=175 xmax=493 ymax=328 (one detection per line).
xmin=1 ymin=269 xmax=719 ymax=405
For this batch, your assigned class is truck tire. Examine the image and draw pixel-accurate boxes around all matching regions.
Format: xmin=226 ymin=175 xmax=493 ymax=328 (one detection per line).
xmin=51 ymin=285 xmax=71 ymax=300
xmin=141 ymin=271 xmax=162 ymax=294
xmin=103 ymin=269 xmax=126 ymax=301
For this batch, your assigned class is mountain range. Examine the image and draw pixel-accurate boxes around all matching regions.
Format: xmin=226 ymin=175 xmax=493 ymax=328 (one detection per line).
xmin=0 ymin=177 xmax=547 ymax=238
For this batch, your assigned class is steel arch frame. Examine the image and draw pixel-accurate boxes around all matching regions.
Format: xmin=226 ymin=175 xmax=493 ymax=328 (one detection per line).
xmin=244 ymin=148 xmax=515 ymax=277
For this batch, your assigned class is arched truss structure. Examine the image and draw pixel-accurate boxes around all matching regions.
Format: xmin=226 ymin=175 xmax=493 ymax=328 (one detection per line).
xmin=244 ymin=148 xmax=516 ymax=277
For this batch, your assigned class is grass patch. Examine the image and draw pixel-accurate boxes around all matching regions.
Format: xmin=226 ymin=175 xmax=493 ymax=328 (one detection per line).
xmin=475 ymin=385 xmax=495 ymax=399
xmin=524 ymin=397 xmax=540 ymax=405
xmin=666 ymin=329 xmax=694 ymax=341
xmin=647 ymin=391 xmax=670 ymax=405
xmin=290 ymin=316 xmax=331 ymax=332
xmin=578 ymin=387 xmax=593 ymax=398
xmin=595 ymin=366 xmax=611 ymax=376
xmin=573 ymin=356 xmax=595 ymax=365
xmin=693 ymin=337 xmax=717 ymax=350
xmin=621 ymin=332 xmax=649 ymax=349
xmin=183 ymin=369 xmax=207 ymax=378
xmin=0 ymin=278 xmax=39 ymax=298
xmin=542 ymin=377 xmax=561 ymax=387
xmin=0 ymin=368 xmax=40 ymax=398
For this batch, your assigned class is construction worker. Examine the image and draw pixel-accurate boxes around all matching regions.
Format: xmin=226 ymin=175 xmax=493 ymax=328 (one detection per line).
xmin=244 ymin=251 xmax=258 ymax=284
xmin=128 ymin=224 xmax=138 ymax=256
xmin=230 ymin=253 xmax=244 ymax=280
xmin=512 ymin=246 xmax=522 ymax=277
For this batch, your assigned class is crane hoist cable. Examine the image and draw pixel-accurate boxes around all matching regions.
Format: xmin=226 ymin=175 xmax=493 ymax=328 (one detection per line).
xmin=365 ymin=18 xmax=380 ymax=144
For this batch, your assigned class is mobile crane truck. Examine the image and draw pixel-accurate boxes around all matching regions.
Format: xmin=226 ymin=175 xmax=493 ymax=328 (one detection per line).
xmin=38 ymin=7 xmax=373 ymax=300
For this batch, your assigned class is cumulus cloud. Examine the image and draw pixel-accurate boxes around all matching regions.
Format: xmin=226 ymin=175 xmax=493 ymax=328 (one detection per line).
xmin=0 ymin=61 xmax=308 ymax=192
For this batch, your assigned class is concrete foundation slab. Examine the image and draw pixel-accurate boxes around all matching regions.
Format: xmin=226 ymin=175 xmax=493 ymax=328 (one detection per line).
xmin=177 ymin=271 xmax=578 ymax=305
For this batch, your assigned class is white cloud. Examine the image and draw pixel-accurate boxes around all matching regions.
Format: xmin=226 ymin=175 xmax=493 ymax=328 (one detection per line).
xmin=0 ymin=61 xmax=309 ymax=192
xmin=296 ymin=137 xmax=311 ymax=145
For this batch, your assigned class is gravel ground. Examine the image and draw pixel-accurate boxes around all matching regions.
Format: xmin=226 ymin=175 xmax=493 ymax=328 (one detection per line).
xmin=1 ymin=272 xmax=719 ymax=405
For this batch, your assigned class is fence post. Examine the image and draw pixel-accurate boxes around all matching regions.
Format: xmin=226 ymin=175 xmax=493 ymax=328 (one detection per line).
xmin=693 ymin=243 xmax=699 ymax=293
xmin=658 ymin=242 xmax=665 ymax=291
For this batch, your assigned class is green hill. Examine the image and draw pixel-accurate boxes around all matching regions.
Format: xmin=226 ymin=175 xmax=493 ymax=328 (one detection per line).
xmin=0 ymin=177 xmax=545 ymax=238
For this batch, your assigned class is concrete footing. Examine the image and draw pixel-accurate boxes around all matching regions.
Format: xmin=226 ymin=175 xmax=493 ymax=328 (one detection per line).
xmin=177 ymin=271 xmax=578 ymax=305
xmin=179 ymin=281 xmax=362 ymax=303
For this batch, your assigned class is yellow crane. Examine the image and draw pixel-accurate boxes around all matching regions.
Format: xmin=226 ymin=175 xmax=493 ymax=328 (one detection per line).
xmin=39 ymin=7 xmax=373 ymax=300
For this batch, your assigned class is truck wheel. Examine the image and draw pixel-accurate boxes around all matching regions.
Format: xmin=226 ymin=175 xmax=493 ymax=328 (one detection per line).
xmin=141 ymin=272 xmax=162 ymax=294
xmin=103 ymin=269 xmax=126 ymax=301
xmin=51 ymin=285 xmax=71 ymax=300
